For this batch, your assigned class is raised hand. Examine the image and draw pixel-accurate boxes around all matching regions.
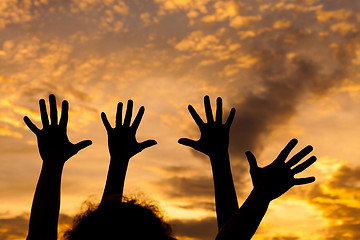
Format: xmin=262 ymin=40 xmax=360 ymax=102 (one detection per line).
xmin=178 ymin=95 xmax=235 ymax=159
xmin=215 ymin=139 xmax=317 ymax=240
xmin=24 ymin=94 xmax=92 ymax=164
xmin=178 ymin=96 xmax=238 ymax=230
xmin=100 ymin=100 xmax=157 ymax=203
xmin=246 ymin=138 xmax=316 ymax=201
xmin=101 ymin=100 xmax=157 ymax=159
xmin=25 ymin=94 xmax=91 ymax=240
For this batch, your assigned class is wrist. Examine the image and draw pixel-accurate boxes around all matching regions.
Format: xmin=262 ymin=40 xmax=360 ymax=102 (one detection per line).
xmin=250 ymin=188 xmax=272 ymax=205
xmin=41 ymin=161 xmax=65 ymax=172
xmin=209 ymin=150 xmax=230 ymax=167
xmin=40 ymin=162 xmax=64 ymax=179
xmin=109 ymin=150 xmax=134 ymax=160
xmin=209 ymin=148 xmax=229 ymax=158
xmin=109 ymin=156 xmax=130 ymax=168
xmin=110 ymin=154 xmax=131 ymax=161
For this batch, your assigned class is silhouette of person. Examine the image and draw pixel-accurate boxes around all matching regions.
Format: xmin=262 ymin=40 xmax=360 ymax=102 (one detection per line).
xmin=63 ymin=100 xmax=176 ymax=239
xmin=178 ymin=96 xmax=317 ymax=239
xmin=24 ymin=94 xmax=92 ymax=240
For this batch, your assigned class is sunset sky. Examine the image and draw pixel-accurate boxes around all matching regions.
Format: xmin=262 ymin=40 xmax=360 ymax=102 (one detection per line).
xmin=1 ymin=0 xmax=360 ymax=239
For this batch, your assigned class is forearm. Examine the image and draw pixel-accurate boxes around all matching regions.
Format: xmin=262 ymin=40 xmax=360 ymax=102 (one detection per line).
xmin=215 ymin=189 xmax=270 ymax=240
xmin=27 ymin=162 xmax=64 ymax=240
xmin=210 ymin=151 xmax=239 ymax=230
xmin=101 ymin=156 xmax=129 ymax=203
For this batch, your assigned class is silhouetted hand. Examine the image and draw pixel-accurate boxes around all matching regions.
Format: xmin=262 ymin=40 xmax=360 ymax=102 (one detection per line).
xmin=25 ymin=94 xmax=92 ymax=240
xmin=101 ymin=100 xmax=157 ymax=159
xmin=178 ymin=96 xmax=235 ymax=159
xmin=24 ymin=94 xmax=92 ymax=165
xmin=246 ymin=138 xmax=316 ymax=201
xmin=178 ymin=96 xmax=238 ymax=230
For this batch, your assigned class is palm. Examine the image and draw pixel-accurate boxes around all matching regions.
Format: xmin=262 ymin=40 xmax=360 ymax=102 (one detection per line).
xmin=178 ymin=96 xmax=235 ymax=158
xmin=101 ymin=100 xmax=157 ymax=159
xmin=107 ymin=127 xmax=142 ymax=158
xmin=246 ymin=139 xmax=316 ymax=201
xmin=37 ymin=127 xmax=75 ymax=162
xmin=197 ymin=124 xmax=229 ymax=155
xmin=24 ymin=94 xmax=92 ymax=164
xmin=251 ymin=161 xmax=293 ymax=200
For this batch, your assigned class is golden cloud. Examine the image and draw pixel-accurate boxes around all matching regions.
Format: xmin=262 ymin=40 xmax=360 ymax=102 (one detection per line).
xmin=229 ymin=15 xmax=262 ymax=28
xmin=273 ymin=19 xmax=292 ymax=29
xmin=316 ymin=9 xmax=352 ymax=23
xmin=0 ymin=125 xmax=22 ymax=139
xmin=331 ymin=22 xmax=358 ymax=35
xmin=304 ymin=164 xmax=360 ymax=239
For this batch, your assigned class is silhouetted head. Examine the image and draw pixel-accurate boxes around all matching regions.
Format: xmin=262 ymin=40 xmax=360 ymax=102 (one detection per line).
xmin=64 ymin=197 xmax=175 ymax=240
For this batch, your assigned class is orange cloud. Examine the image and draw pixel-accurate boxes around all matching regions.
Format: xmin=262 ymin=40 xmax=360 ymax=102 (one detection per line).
xmin=301 ymin=164 xmax=360 ymax=239
xmin=273 ymin=19 xmax=292 ymax=29
xmin=316 ymin=9 xmax=352 ymax=23
xmin=330 ymin=22 xmax=358 ymax=35
xmin=229 ymin=15 xmax=261 ymax=28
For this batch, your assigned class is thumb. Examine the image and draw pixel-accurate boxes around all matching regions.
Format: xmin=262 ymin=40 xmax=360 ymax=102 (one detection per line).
xmin=178 ymin=138 xmax=198 ymax=149
xmin=245 ymin=151 xmax=258 ymax=170
xmin=139 ymin=139 xmax=157 ymax=152
xmin=101 ymin=112 xmax=112 ymax=131
xmin=74 ymin=140 xmax=93 ymax=154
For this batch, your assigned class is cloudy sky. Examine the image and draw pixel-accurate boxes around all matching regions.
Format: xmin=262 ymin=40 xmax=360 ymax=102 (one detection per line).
xmin=1 ymin=0 xmax=360 ymax=239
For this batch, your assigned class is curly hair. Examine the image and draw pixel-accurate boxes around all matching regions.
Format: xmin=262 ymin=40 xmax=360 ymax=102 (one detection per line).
xmin=63 ymin=197 xmax=176 ymax=240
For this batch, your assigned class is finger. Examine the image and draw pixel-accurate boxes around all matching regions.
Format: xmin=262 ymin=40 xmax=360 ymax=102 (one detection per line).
xmin=74 ymin=140 xmax=92 ymax=154
xmin=293 ymin=176 xmax=315 ymax=185
xmin=216 ymin=97 xmax=222 ymax=124
xmin=131 ymin=106 xmax=144 ymax=132
xmin=178 ymin=138 xmax=199 ymax=149
xmin=204 ymin=95 xmax=214 ymax=123
xmin=49 ymin=94 xmax=58 ymax=125
xmin=139 ymin=139 xmax=157 ymax=152
xmin=225 ymin=108 xmax=236 ymax=128
xmin=39 ymin=99 xmax=49 ymax=127
xmin=123 ymin=100 xmax=133 ymax=127
xmin=101 ymin=112 xmax=112 ymax=131
xmin=292 ymin=156 xmax=316 ymax=175
xmin=286 ymin=145 xmax=313 ymax=167
xmin=116 ymin=102 xmax=123 ymax=128
xmin=188 ymin=105 xmax=205 ymax=129
xmin=59 ymin=100 xmax=69 ymax=128
xmin=24 ymin=116 xmax=40 ymax=134
xmin=245 ymin=151 xmax=258 ymax=170
xmin=275 ymin=138 xmax=298 ymax=162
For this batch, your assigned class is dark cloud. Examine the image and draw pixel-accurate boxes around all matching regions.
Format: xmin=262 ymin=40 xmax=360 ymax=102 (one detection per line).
xmin=153 ymin=176 xmax=216 ymax=212
xmin=174 ymin=202 xmax=215 ymax=212
xmin=229 ymin=30 xmax=359 ymax=160
xmin=159 ymin=165 xmax=200 ymax=175
xmin=219 ymin=7 xmax=360 ymax=198
xmin=161 ymin=176 xmax=214 ymax=199
xmin=170 ymin=217 xmax=217 ymax=240
xmin=327 ymin=165 xmax=360 ymax=190
xmin=271 ymin=236 xmax=300 ymax=240
xmin=154 ymin=170 xmax=250 ymax=212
